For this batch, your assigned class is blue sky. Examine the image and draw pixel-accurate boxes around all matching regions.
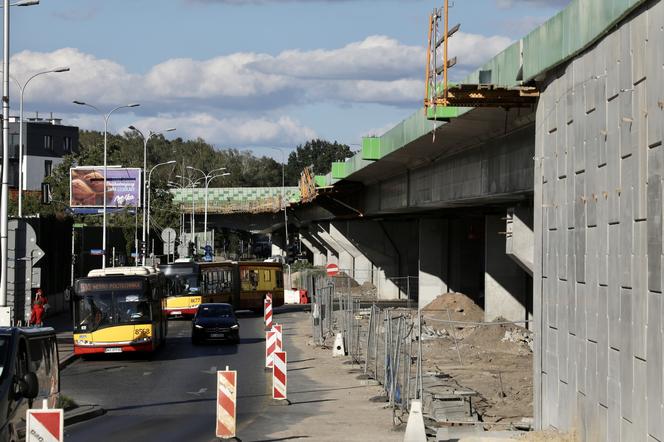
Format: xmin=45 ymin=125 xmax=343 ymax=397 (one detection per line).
xmin=10 ymin=0 xmax=570 ymax=155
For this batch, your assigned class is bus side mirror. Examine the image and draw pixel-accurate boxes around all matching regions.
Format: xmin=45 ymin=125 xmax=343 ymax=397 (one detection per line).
xmin=18 ymin=372 xmax=39 ymax=400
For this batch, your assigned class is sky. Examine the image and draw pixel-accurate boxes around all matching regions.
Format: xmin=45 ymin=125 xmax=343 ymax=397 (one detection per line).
xmin=10 ymin=0 xmax=571 ymax=157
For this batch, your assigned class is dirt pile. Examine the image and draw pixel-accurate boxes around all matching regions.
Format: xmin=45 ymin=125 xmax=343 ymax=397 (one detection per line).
xmin=422 ymin=292 xmax=485 ymax=323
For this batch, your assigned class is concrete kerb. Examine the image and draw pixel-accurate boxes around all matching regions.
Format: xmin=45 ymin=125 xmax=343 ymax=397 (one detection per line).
xmin=63 ymin=405 xmax=106 ymax=427
xmin=59 ymin=352 xmax=78 ymax=370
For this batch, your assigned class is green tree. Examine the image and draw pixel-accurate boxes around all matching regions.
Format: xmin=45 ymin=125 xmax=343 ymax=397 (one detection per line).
xmin=285 ymin=139 xmax=354 ymax=185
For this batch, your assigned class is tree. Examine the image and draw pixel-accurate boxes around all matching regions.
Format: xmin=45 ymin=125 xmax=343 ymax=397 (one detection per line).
xmin=285 ymin=139 xmax=354 ymax=185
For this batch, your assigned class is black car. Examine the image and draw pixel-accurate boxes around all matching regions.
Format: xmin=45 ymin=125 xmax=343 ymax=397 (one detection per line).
xmin=191 ymin=303 xmax=240 ymax=344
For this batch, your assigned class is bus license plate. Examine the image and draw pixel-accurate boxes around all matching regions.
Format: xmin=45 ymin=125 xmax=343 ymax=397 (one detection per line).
xmin=210 ymin=333 xmax=225 ymax=338
xmin=105 ymin=348 xmax=122 ymax=353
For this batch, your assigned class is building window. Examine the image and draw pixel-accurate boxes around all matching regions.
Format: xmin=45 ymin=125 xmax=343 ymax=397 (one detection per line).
xmin=44 ymin=135 xmax=53 ymax=151
xmin=44 ymin=160 xmax=52 ymax=178
xmin=63 ymin=136 xmax=72 ymax=153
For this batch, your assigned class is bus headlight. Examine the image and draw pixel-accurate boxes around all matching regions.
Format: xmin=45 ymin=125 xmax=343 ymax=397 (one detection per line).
xmin=195 ymin=324 xmax=204 ymax=329
xmin=133 ymin=336 xmax=152 ymax=344
xmin=231 ymin=324 xmax=239 ymax=329
xmin=76 ymin=339 xmax=91 ymax=346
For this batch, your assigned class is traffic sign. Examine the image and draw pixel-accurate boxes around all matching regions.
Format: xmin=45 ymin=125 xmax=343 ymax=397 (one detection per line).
xmin=161 ymin=228 xmax=177 ymax=243
xmin=326 ymin=263 xmax=339 ymax=277
xmin=90 ymin=249 xmax=104 ymax=256
xmin=26 ymin=408 xmax=64 ymax=442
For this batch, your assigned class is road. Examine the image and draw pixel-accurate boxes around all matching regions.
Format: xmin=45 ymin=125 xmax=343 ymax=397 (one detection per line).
xmin=62 ymin=313 xmax=282 ymax=442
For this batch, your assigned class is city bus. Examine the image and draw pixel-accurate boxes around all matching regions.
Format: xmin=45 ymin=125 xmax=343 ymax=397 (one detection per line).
xmin=159 ymin=260 xmax=202 ymax=317
xmin=72 ymin=267 xmax=168 ymax=355
xmin=200 ymin=261 xmax=284 ymax=311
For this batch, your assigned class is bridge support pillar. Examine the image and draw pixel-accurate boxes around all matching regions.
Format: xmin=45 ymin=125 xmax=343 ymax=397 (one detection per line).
xmin=418 ymin=219 xmax=450 ymax=311
xmin=299 ymin=234 xmax=327 ymax=267
xmin=484 ymin=214 xmax=532 ymax=324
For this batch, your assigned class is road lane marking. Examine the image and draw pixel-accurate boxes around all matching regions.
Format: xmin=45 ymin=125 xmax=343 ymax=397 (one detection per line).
xmin=187 ymin=388 xmax=208 ymax=396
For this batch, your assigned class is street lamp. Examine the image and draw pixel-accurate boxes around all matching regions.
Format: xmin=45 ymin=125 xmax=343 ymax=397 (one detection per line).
xmin=0 ymin=0 xmax=40 ymax=309
xmin=176 ymin=174 xmax=202 ymax=257
xmin=128 ymin=125 xmax=176 ymax=265
xmin=73 ymin=101 xmax=140 ymax=269
xmin=12 ymin=67 xmax=70 ymax=217
xmin=186 ymin=166 xmax=229 ymax=247
xmin=145 ymin=160 xmax=176 ymax=264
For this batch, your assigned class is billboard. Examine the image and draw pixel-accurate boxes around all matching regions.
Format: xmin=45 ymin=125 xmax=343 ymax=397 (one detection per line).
xmin=70 ymin=167 xmax=141 ymax=208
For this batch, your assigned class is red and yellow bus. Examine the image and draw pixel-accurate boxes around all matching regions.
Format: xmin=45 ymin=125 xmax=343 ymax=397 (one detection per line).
xmin=200 ymin=261 xmax=284 ymax=311
xmin=72 ymin=267 xmax=168 ymax=355
xmin=159 ymin=261 xmax=202 ymax=317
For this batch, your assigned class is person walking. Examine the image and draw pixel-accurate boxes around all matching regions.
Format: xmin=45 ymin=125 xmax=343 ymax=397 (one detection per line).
xmin=29 ymin=289 xmax=48 ymax=327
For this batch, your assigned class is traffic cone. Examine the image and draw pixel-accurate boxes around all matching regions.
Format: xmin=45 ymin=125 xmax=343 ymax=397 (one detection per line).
xmin=332 ymin=333 xmax=346 ymax=356
xmin=403 ymin=400 xmax=427 ymax=441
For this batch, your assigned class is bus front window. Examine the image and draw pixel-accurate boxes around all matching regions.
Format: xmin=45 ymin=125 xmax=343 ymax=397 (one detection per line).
xmin=75 ymin=292 xmax=151 ymax=332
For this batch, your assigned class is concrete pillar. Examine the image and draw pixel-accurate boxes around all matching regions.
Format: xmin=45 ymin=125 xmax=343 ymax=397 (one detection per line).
xmin=271 ymin=243 xmax=284 ymax=257
xmin=311 ymin=224 xmax=341 ymax=266
xmin=330 ymin=223 xmax=372 ymax=284
xmin=418 ymin=219 xmax=449 ymax=311
xmin=299 ymin=234 xmax=327 ymax=267
xmin=506 ymin=207 xmax=534 ymax=275
xmin=484 ymin=215 xmax=531 ymax=322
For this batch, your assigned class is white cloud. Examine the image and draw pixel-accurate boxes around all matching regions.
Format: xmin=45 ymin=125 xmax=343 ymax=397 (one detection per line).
xmin=124 ymin=113 xmax=316 ymax=147
xmin=10 ymin=32 xmax=511 ymax=144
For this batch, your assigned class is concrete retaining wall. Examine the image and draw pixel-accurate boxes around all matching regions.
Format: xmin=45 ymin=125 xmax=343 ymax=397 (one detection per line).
xmin=534 ymin=1 xmax=664 ymax=438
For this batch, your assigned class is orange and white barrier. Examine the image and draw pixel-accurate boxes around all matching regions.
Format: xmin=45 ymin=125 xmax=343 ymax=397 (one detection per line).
xmin=266 ymin=330 xmax=278 ymax=368
xmin=216 ymin=367 xmax=237 ymax=439
xmin=272 ymin=323 xmax=283 ymax=350
xmin=27 ymin=407 xmax=63 ymax=442
xmin=273 ymin=351 xmax=287 ymax=400
xmin=264 ymin=297 xmax=273 ymax=329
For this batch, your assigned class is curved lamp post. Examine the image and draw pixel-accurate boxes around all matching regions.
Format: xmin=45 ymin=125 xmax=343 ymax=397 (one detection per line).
xmin=145 ymin=160 xmax=176 ymax=264
xmin=186 ymin=166 xmax=229 ymax=247
xmin=128 ymin=126 xmax=176 ymax=265
xmin=73 ymin=101 xmax=140 ymax=268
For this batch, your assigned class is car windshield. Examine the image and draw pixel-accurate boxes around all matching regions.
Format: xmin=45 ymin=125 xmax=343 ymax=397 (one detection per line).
xmin=75 ymin=292 xmax=151 ymax=332
xmin=198 ymin=305 xmax=234 ymax=318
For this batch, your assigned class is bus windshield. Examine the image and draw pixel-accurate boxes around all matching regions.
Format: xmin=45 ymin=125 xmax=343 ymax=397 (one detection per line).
xmin=75 ymin=291 xmax=151 ymax=332
xmin=165 ymin=273 xmax=199 ymax=296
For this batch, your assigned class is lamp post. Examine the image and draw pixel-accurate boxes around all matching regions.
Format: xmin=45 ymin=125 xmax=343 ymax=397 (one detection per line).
xmin=73 ymin=101 xmax=140 ymax=269
xmin=176 ymin=175 xmax=202 ymax=257
xmin=128 ymin=126 xmax=176 ymax=265
xmin=186 ymin=166 xmax=229 ymax=247
xmin=145 ymin=160 xmax=176 ymax=264
xmin=0 ymin=0 xmax=40 ymax=309
xmin=14 ymin=67 xmax=70 ymax=217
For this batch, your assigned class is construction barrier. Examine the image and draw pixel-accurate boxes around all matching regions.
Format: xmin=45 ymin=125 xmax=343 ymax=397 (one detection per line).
xmin=273 ymin=323 xmax=283 ymax=350
xmin=273 ymin=351 xmax=288 ymax=400
xmin=26 ymin=407 xmax=64 ymax=442
xmin=264 ymin=297 xmax=273 ymax=330
xmin=266 ymin=330 xmax=277 ymax=368
xmin=216 ymin=367 xmax=237 ymax=439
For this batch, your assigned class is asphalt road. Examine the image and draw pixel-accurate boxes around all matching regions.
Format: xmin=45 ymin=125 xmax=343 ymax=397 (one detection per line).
xmin=62 ymin=313 xmax=279 ymax=442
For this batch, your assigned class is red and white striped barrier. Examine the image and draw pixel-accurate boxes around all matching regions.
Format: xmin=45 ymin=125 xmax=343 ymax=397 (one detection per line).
xmin=216 ymin=367 xmax=237 ymax=439
xmin=273 ymin=351 xmax=287 ymax=400
xmin=264 ymin=297 xmax=273 ymax=330
xmin=266 ymin=330 xmax=278 ymax=368
xmin=27 ymin=408 xmax=64 ymax=442
xmin=272 ymin=323 xmax=283 ymax=350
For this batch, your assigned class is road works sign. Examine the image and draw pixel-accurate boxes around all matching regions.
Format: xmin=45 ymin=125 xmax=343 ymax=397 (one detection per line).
xmin=326 ymin=263 xmax=339 ymax=277
xmin=26 ymin=409 xmax=64 ymax=442
xmin=216 ymin=369 xmax=237 ymax=439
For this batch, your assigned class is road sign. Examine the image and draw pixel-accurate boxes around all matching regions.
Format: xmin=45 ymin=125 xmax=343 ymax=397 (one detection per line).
xmin=90 ymin=249 xmax=105 ymax=256
xmin=161 ymin=228 xmax=177 ymax=243
xmin=26 ymin=409 xmax=64 ymax=442
xmin=326 ymin=263 xmax=339 ymax=277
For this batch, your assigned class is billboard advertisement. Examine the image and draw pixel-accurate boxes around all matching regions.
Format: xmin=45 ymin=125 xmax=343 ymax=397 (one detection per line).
xmin=70 ymin=167 xmax=141 ymax=209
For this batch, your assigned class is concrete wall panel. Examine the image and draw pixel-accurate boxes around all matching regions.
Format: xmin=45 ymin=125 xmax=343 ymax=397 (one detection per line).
xmin=535 ymin=3 xmax=664 ymax=434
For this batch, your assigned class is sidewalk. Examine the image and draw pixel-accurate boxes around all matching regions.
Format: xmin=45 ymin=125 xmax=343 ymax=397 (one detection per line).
xmin=259 ymin=310 xmax=404 ymax=442
xmin=44 ymin=311 xmax=76 ymax=369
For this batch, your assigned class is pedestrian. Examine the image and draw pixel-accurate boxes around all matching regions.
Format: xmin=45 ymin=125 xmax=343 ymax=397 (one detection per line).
xmin=29 ymin=289 xmax=48 ymax=327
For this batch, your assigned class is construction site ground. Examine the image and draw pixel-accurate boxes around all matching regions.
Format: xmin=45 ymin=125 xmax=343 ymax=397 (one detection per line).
xmin=420 ymin=293 xmax=534 ymax=429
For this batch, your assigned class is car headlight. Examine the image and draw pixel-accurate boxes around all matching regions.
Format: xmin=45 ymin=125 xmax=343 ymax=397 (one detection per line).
xmin=231 ymin=324 xmax=239 ymax=329
xmin=194 ymin=324 xmax=203 ymax=329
